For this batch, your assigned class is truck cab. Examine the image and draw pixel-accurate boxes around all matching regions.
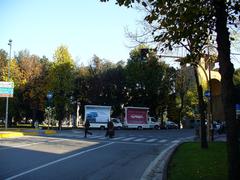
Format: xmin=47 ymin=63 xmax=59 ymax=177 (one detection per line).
xmin=148 ymin=117 xmax=160 ymax=129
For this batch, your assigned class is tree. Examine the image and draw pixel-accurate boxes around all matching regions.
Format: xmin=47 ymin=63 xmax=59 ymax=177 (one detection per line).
xmin=0 ymin=49 xmax=8 ymax=120
xmin=0 ymin=49 xmax=8 ymax=80
xmin=50 ymin=45 xmax=75 ymax=130
xmin=175 ymin=68 xmax=191 ymax=125
xmin=213 ymin=1 xmax=240 ymax=179
xmin=101 ymin=0 xmax=240 ymax=178
xmin=234 ymin=68 xmax=240 ymax=86
xmin=8 ymin=51 xmax=50 ymax=125
xmin=125 ymin=45 xmax=174 ymax=121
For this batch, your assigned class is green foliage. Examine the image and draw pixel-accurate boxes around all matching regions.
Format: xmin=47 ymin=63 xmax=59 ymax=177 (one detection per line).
xmin=234 ymin=68 xmax=240 ymax=86
xmin=49 ymin=45 xmax=75 ymax=127
xmin=125 ymin=45 xmax=175 ymax=117
xmin=0 ymin=45 xmax=181 ymax=126
xmin=0 ymin=49 xmax=8 ymax=81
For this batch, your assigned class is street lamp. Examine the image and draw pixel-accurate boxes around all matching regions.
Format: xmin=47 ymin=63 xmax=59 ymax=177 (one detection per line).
xmin=5 ymin=39 xmax=12 ymax=129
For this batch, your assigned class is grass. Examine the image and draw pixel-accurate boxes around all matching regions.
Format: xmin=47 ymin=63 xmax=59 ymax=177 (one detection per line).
xmin=167 ymin=142 xmax=228 ymax=180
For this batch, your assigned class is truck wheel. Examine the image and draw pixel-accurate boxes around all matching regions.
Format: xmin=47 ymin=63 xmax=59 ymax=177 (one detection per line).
xmin=100 ymin=126 xmax=105 ymax=130
xmin=137 ymin=126 xmax=143 ymax=130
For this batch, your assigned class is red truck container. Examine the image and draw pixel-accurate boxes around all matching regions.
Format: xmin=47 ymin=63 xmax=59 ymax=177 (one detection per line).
xmin=124 ymin=107 xmax=159 ymax=129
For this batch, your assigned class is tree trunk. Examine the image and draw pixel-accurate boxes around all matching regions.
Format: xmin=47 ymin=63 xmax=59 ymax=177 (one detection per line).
xmin=213 ymin=1 xmax=240 ymax=179
xmin=193 ymin=65 xmax=208 ymax=148
xmin=179 ymin=94 xmax=184 ymax=127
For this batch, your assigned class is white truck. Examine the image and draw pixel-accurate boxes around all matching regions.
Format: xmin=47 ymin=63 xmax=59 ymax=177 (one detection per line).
xmin=84 ymin=105 xmax=111 ymax=129
xmin=123 ymin=106 xmax=160 ymax=129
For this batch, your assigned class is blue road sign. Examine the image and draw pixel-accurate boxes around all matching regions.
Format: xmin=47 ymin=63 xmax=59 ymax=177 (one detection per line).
xmin=47 ymin=91 xmax=53 ymax=100
xmin=0 ymin=87 xmax=14 ymax=97
xmin=204 ymin=90 xmax=210 ymax=97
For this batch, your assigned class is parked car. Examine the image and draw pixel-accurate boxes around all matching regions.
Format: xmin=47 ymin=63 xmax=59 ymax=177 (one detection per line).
xmin=213 ymin=121 xmax=225 ymax=134
xmin=111 ymin=118 xmax=123 ymax=129
xmin=165 ymin=121 xmax=178 ymax=129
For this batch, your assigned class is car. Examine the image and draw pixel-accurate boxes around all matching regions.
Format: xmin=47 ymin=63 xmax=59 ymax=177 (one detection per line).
xmin=110 ymin=118 xmax=123 ymax=129
xmin=165 ymin=121 xmax=178 ymax=129
xmin=213 ymin=121 xmax=225 ymax=134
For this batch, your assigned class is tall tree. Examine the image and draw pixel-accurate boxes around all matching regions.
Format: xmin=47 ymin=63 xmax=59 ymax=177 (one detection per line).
xmin=213 ymin=1 xmax=240 ymax=179
xmin=101 ymin=0 xmax=240 ymax=178
xmin=0 ymin=49 xmax=8 ymax=119
xmin=125 ymin=45 xmax=173 ymax=120
xmin=50 ymin=45 xmax=75 ymax=130
xmin=0 ymin=49 xmax=8 ymax=80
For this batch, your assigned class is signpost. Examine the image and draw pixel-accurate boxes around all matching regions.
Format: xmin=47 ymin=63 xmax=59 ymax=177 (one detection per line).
xmin=47 ymin=91 xmax=53 ymax=129
xmin=0 ymin=81 xmax=14 ymax=129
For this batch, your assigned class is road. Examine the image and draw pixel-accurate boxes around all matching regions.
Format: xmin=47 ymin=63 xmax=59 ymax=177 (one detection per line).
xmin=0 ymin=129 xmax=194 ymax=180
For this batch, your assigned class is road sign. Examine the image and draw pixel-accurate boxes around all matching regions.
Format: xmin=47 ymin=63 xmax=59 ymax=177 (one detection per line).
xmin=0 ymin=81 xmax=14 ymax=88
xmin=0 ymin=81 xmax=14 ymax=97
xmin=204 ymin=90 xmax=210 ymax=97
xmin=236 ymin=104 xmax=240 ymax=116
xmin=47 ymin=91 xmax=53 ymax=100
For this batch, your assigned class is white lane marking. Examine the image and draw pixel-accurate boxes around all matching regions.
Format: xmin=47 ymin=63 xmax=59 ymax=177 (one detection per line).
xmin=98 ymin=136 xmax=107 ymax=140
xmin=111 ymin=137 xmax=125 ymax=140
xmin=88 ymin=135 xmax=104 ymax=139
xmin=171 ymin=140 xmax=180 ymax=143
xmin=6 ymin=142 xmax=114 ymax=180
xmin=158 ymin=139 xmax=167 ymax=143
xmin=145 ymin=138 xmax=158 ymax=143
xmin=122 ymin=137 xmax=136 ymax=141
xmin=0 ymin=139 xmax=64 ymax=151
xmin=133 ymin=138 xmax=147 ymax=142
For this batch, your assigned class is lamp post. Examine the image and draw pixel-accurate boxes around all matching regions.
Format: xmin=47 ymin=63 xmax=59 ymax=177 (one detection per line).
xmin=5 ymin=39 xmax=12 ymax=129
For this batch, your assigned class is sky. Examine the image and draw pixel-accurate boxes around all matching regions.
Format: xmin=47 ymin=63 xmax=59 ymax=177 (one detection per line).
xmin=0 ymin=0 xmax=239 ymax=68
xmin=0 ymin=0 xmax=143 ymax=65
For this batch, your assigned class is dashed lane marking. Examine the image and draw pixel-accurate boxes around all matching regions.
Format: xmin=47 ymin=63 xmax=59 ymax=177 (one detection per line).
xmin=158 ymin=139 xmax=167 ymax=143
xmin=122 ymin=137 xmax=136 ymax=141
xmin=133 ymin=138 xmax=147 ymax=142
xmin=145 ymin=138 xmax=158 ymax=143
xmin=171 ymin=140 xmax=180 ymax=143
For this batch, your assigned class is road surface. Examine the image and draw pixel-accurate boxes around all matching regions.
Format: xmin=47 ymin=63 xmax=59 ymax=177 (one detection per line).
xmin=0 ymin=129 xmax=194 ymax=180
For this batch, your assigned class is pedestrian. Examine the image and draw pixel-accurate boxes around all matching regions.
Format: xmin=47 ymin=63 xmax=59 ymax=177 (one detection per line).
xmin=105 ymin=121 xmax=115 ymax=138
xmin=84 ymin=119 xmax=92 ymax=138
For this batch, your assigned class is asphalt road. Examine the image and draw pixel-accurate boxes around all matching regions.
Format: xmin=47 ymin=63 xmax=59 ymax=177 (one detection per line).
xmin=0 ymin=129 xmax=194 ymax=180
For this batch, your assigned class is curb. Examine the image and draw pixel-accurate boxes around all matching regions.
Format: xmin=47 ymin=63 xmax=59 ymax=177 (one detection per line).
xmin=141 ymin=136 xmax=195 ymax=180
xmin=0 ymin=131 xmax=24 ymax=138
xmin=141 ymin=142 xmax=181 ymax=180
xmin=0 ymin=129 xmax=57 ymax=138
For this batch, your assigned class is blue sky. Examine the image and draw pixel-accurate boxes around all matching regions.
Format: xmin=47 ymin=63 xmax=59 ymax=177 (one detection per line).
xmin=1 ymin=0 xmax=239 ymax=68
xmin=0 ymin=0 xmax=142 ymax=65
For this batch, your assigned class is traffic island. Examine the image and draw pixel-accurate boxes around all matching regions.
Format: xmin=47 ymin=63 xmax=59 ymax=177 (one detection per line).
xmin=0 ymin=131 xmax=24 ymax=138
xmin=0 ymin=128 xmax=57 ymax=138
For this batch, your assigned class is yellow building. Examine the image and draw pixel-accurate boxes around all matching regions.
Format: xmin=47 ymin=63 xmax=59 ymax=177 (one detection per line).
xmin=181 ymin=57 xmax=224 ymax=122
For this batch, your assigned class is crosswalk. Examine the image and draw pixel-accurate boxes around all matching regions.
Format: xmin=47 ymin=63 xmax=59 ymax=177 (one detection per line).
xmin=53 ymin=133 xmax=182 ymax=144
